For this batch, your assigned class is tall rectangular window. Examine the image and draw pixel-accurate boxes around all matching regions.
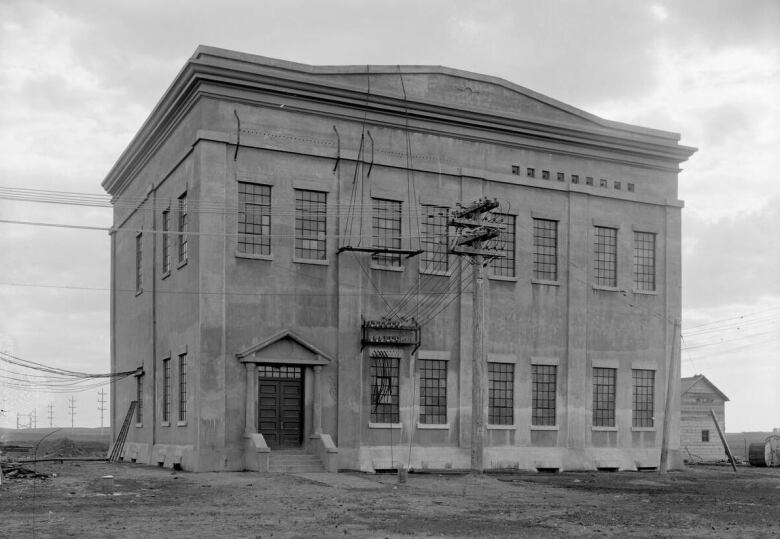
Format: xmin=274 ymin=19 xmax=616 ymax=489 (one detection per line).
xmin=532 ymin=364 xmax=557 ymax=426
xmin=370 ymin=355 xmax=399 ymax=423
xmin=632 ymin=369 xmax=655 ymax=427
xmin=592 ymin=367 xmax=616 ymax=427
xmin=136 ymin=375 xmax=143 ymax=424
xmin=162 ymin=209 xmax=171 ymax=274
xmin=295 ymin=189 xmax=327 ymax=260
xmin=372 ymin=198 xmax=402 ymax=267
xmin=533 ymin=218 xmax=558 ymax=281
xmin=238 ymin=182 xmax=271 ymax=255
xmin=135 ymin=233 xmax=143 ymax=293
xmin=419 ymin=359 xmax=447 ymax=424
xmin=488 ymin=362 xmax=514 ymax=425
xmin=178 ymin=353 xmax=187 ymax=422
xmin=421 ymin=205 xmax=449 ymax=272
xmin=162 ymin=358 xmax=171 ymax=423
xmin=633 ymin=231 xmax=656 ymax=291
xmin=177 ymin=192 xmax=188 ymax=264
xmin=594 ymin=226 xmax=617 ymax=287
xmin=489 ymin=214 xmax=516 ymax=278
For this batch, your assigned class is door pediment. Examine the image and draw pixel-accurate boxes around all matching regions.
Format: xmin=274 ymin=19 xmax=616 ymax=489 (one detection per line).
xmin=236 ymin=329 xmax=333 ymax=365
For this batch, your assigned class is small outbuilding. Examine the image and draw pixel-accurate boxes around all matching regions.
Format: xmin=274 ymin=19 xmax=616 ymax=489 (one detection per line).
xmin=680 ymin=375 xmax=729 ymax=461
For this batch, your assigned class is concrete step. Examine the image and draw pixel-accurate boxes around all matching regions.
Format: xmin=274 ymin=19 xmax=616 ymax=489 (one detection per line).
xmin=268 ymin=451 xmax=325 ymax=473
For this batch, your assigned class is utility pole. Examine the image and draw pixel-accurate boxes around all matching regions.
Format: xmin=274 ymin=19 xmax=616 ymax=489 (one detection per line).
xmin=68 ymin=396 xmax=76 ymax=429
xmin=48 ymin=402 xmax=55 ymax=428
xmin=449 ymin=198 xmax=506 ymax=473
xmin=97 ymin=389 xmax=107 ymax=435
xmin=31 ymin=408 xmax=37 ymax=429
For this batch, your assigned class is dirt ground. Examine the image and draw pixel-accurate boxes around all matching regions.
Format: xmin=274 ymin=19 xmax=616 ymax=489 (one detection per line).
xmin=1 ymin=460 xmax=779 ymax=538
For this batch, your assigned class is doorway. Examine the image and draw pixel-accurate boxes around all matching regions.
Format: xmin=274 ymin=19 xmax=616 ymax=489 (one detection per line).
xmin=257 ymin=365 xmax=303 ymax=449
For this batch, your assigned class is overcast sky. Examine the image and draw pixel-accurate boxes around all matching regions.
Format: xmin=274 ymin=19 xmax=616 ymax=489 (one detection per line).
xmin=1 ymin=0 xmax=778 ymax=432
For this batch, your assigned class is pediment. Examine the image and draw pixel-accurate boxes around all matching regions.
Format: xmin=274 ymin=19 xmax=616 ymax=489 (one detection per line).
xmin=236 ymin=329 xmax=334 ymax=365
xmin=312 ymin=70 xmax=607 ymax=130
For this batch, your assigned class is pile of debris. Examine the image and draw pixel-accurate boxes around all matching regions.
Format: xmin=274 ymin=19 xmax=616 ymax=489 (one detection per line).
xmin=1 ymin=462 xmax=50 ymax=480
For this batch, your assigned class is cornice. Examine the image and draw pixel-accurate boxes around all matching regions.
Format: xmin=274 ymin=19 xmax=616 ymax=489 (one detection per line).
xmin=102 ymin=47 xmax=697 ymax=196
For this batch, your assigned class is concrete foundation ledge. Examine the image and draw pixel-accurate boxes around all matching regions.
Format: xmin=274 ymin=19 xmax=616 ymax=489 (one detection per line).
xmin=151 ymin=444 xmax=195 ymax=470
xmin=120 ymin=442 xmax=150 ymax=463
xmin=310 ymin=433 xmax=338 ymax=473
xmin=244 ymin=433 xmax=270 ymax=472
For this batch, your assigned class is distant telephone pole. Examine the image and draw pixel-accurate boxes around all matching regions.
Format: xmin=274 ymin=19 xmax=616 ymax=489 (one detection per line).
xmin=449 ymin=198 xmax=506 ymax=473
xmin=48 ymin=402 xmax=55 ymax=428
xmin=97 ymin=389 xmax=107 ymax=434
xmin=31 ymin=408 xmax=37 ymax=429
xmin=68 ymin=396 xmax=76 ymax=429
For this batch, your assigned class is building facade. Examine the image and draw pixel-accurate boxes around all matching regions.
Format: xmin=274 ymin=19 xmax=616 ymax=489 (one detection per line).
xmin=103 ymin=46 xmax=695 ymax=472
xmin=680 ymin=375 xmax=729 ymax=462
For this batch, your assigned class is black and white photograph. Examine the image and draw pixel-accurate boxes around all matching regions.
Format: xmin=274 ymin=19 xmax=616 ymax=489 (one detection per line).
xmin=1 ymin=1 xmax=778 ymax=537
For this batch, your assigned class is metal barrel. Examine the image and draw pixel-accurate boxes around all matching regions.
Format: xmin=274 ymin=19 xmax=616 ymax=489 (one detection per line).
xmin=748 ymin=443 xmax=769 ymax=467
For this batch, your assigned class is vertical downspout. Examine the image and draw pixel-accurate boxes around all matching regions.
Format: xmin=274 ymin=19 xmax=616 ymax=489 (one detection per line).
xmin=151 ymin=184 xmax=158 ymax=450
xmin=109 ymin=229 xmax=117 ymax=443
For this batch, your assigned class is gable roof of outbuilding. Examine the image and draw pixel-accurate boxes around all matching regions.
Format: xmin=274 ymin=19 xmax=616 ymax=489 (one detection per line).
xmin=681 ymin=374 xmax=730 ymax=402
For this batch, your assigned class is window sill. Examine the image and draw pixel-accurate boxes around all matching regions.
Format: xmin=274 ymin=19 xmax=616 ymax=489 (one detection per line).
xmin=369 ymin=264 xmax=404 ymax=272
xmin=235 ymin=252 xmax=272 ymax=261
xmin=487 ymin=275 xmax=517 ymax=282
xmin=531 ymin=279 xmax=560 ymax=286
xmin=161 ymin=421 xmax=171 ymax=427
xmin=420 ymin=269 xmax=452 ymax=277
xmin=591 ymin=426 xmax=618 ymax=432
xmin=632 ymin=288 xmax=658 ymax=295
xmin=177 ymin=259 xmax=188 ymax=270
xmin=161 ymin=270 xmax=171 ymax=280
xmin=487 ymin=424 xmax=515 ymax=430
xmin=135 ymin=422 xmax=143 ymax=428
xmin=177 ymin=421 xmax=187 ymax=427
xmin=416 ymin=423 xmax=449 ymax=430
xmin=631 ymin=427 xmax=656 ymax=432
xmin=530 ymin=425 xmax=559 ymax=431
xmin=592 ymin=284 xmax=619 ymax=292
xmin=293 ymin=257 xmax=328 ymax=266
xmin=368 ymin=422 xmax=402 ymax=429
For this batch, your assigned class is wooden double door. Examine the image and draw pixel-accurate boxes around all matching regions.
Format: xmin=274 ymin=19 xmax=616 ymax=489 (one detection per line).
xmin=257 ymin=365 xmax=303 ymax=449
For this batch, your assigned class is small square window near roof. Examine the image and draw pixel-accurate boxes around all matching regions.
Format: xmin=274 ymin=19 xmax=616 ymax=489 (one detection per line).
xmin=511 ymin=165 xmax=520 ymax=175
xmin=556 ymin=172 xmax=565 ymax=182
xmin=600 ymin=178 xmax=608 ymax=188
xmin=542 ymin=170 xmax=550 ymax=180
xmin=586 ymin=177 xmax=594 ymax=186
xmin=614 ymin=181 xmax=622 ymax=190
xmin=628 ymin=183 xmax=635 ymax=192
xmin=571 ymin=174 xmax=579 ymax=184
xmin=527 ymin=168 xmax=535 ymax=178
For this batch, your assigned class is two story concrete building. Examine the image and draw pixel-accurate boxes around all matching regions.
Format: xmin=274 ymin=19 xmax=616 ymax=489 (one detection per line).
xmin=103 ymin=46 xmax=695 ymax=472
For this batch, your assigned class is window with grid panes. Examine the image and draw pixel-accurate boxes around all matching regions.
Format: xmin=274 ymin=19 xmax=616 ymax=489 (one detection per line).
xmin=532 ymin=364 xmax=557 ymax=426
xmin=135 ymin=233 xmax=142 ymax=293
xmin=372 ymin=198 xmax=402 ymax=267
xmin=489 ymin=214 xmax=516 ymax=278
xmin=633 ymin=231 xmax=656 ymax=291
xmin=178 ymin=353 xmax=187 ymax=422
xmin=421 ymin=205 xmax=449 ymax=272
xmin=162 ymin=358 xmax=171 ymax=422
xmin=370 ymin=355 xmax=399 ymax=422
xmin=162 ymin=209 xmax=171 ymax=273
xmin=592 ymin=367 xmax=616 ymax=427
xmin=419 ymin=359 xmax=447 ymax=424
xmin=257 ymin=365 xmax=302 ymax=379
xmin=594 ymin=227 xmax=617 ymax=287
xmin=632 ymin=369 xmax=655 ymax=427
xmin=177 ymin=193 xmax=188 ymax=263
xmin=295 ymin=190 xmax=327 ymax=260
xmin=533 ymin=218 xmax=558 ymax=281
xmin=237 ymin=182 xmax=271 ymax=255
xmin=136 ymin=375 xmax=143 ymax=424
xmin=488 ymin=362 xmax=514 ymax=425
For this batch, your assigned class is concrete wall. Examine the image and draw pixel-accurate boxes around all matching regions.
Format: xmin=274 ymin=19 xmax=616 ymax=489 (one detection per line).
xmin=106 ymin=53 xmax=688 ymax=472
